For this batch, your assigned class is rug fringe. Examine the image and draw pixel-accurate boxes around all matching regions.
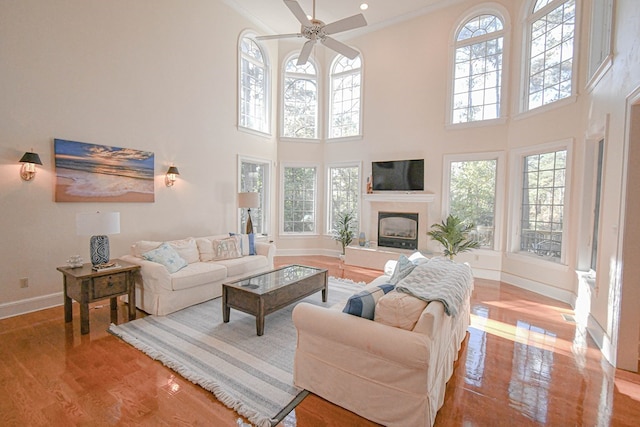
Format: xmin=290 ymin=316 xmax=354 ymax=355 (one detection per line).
xmin=328 ymin=276 xmax=367 ymax=286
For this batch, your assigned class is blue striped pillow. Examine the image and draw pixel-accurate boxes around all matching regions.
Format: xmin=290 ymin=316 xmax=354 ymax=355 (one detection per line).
xmin=343 ymin=284 xmax=395 ymax=320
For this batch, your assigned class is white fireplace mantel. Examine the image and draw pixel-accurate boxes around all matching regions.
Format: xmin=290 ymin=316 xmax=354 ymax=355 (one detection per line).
xmin=363 ymin=192 xmax=436 ymax=203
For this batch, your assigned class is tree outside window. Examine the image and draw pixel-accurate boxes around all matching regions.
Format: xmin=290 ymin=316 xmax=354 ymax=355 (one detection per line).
xmin=329 ymin=56 xmax=362 ymax=138
xmin=328 ymin=165 xmax=360 ymax=234
xmin=239 ymin=36 xmax=269 ymax=133
xmin=240 ymin=159 xmax=269 ymax=234
xmin=283 ymin=166 xmax=317 ymax=233
xmin=283 ymin=58 xmax=318 ymax=139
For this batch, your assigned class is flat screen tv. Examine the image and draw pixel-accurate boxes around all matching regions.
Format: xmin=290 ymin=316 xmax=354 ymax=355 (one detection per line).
xmin=372 ymin=159 xmax=424 ymax=191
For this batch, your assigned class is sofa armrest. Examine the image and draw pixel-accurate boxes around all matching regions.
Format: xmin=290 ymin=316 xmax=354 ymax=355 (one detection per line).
xmin=120 ymin=254 xmax=172 ymax=292
xmin=292 ymin=302 xmax=430 ymax=369
xmin=255 ymin=241 xmax=275 ymax=268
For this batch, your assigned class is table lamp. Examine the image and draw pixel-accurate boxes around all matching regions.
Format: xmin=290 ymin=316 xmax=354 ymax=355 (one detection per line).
xmin=238 ymin=192 xmax=259 ymax=234
xmin=76 ymin=212 xmax=121 ymax=266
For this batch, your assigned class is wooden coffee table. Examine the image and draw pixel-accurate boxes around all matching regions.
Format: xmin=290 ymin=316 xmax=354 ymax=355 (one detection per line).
xmin=222 ymin=265 xmax=327 ymax=336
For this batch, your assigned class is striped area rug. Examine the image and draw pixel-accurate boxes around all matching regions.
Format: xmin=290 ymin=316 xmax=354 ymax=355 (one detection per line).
xmin=108 ymin=276 xmax=363 ymax=427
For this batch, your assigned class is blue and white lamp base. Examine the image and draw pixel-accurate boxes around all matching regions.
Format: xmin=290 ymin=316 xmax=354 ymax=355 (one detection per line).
xmin=90 ymin=235 xmax=110 ymax=265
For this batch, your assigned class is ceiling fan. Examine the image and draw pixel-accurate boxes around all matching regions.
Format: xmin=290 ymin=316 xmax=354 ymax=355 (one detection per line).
xmin=256 ymin=0 xmax=367 ymax=66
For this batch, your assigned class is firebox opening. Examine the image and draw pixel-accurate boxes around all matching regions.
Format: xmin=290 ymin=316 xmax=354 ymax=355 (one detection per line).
xmin=378 ymin=212 xmax=418 ymax=250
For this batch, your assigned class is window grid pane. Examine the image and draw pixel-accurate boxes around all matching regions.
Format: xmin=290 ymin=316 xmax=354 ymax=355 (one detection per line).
xmin=240 ymin=161 xmax=267 ymax=234
xmin=283 ymin=167 xmax=316 ymax=233
xmin=527 ymin=0 xmax=575 ymax=110
xmin=329 ymin=166 xmax=360 ymax=233
xmin=520 ymin=149 xmax=567 ymax=261
xmin=283 ymin=58 xmax=318 ymax=138
xmin=449 ymin=160 xmax=497 ymax=249
xmin=240 ymin=38 xmax=268 ymax=132
xmin=453 ymin=14 xmax=504 ymax=124
xmin=330 ymin=56 xmax=362 ymax=138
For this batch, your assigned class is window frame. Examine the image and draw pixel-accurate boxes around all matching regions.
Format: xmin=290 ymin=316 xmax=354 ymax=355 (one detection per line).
xmin=586 ymin=0 xmax=614 ymax=89
xmin=238 ymin=155 xmax=271 ymax=236
xmin=328 ymin=54 xmax=364 ymax=141
xmin=521 ymin=0 xmax=579 ymax=114
xmin=507 ymin=139 xmax=573 ymax=265
xmin=448 ymin=7 xmax=509 ymax=127
xmin=279 ymin=162 xmax=320 ymax=236
xmin=442 ymin=151 xmax=506 ymax=252
xmin=280 ymin=52 xmax=321 ymax=142
xmin=238 ymin=31 xmax=271 ymax=136
xmin=326 ymin=162 xmax=362 ymax=236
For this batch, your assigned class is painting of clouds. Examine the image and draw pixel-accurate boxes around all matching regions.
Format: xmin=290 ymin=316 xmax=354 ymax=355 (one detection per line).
xmin=54 ymin=139 xmax=155 ymax=202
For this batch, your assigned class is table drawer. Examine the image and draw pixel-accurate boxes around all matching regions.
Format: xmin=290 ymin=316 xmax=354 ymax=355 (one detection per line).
xmin=92 ymin=273 xmax=127 ymax=299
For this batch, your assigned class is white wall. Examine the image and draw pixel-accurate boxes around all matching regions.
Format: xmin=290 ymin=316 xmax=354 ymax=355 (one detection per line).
xmin=0 ymin=0 xmax=278 ymax=314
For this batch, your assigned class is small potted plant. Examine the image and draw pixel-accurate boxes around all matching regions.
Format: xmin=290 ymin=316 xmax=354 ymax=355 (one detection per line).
xmin=427 ymin=214 xmax=480 ymax=260
xmin=332 ymin=211 xmax=356 ymax=256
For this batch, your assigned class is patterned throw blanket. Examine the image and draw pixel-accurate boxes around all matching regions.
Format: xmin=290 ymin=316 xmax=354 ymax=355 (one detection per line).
xmin=396 ymin=258 xmax=473 ymax=317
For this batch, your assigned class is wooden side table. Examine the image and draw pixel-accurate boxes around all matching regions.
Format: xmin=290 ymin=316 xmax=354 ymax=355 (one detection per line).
xmin=57 ymin=260 xmax=140 ymax=334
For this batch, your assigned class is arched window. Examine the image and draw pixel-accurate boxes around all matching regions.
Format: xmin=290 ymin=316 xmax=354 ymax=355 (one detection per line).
xmin=282 ymin=56 xmax=318 ymax=139
xmin=239 ymin=34 xmax=270 ymax=134
xmin=329 ymin=55 xmax=362 ymax=139
xmin=452 ymin=13 xmax=505 ymax=124
xmin=525 ymin=0 xmax=576 ymax=111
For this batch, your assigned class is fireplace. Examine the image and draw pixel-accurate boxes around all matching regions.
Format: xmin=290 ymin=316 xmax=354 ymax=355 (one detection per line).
xmin=378 ymin=212 xmax=418 ymax=250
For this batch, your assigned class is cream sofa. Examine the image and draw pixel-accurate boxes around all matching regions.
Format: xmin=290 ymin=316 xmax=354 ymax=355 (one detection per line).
xmin=120 ymin=234 xmax=275 ymax=316
xmin=292 ymin=257 xmax=472 ymax=427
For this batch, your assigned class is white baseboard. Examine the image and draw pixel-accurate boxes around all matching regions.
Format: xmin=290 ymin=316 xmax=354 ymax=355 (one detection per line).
xmin=500 ymin=272 xmax=575 ymax=306
xmin=470 ymin=268 xmax=501 ymax=281
xmin=275 ymin=248 xmax=340 ymax=257
xmin=0 ymin=292 xmax=63 ymax=320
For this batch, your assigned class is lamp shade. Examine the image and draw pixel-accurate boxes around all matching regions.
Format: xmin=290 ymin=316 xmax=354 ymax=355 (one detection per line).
xmin=76 ymin=212 xmax=120 ymax=236
xmin=238 ymin=192 xmax=260 ymax=208
xmin=166 ymin=166 xmax=179 ymax=175
xmin=19 ymin=151 xmax=43 ymax=165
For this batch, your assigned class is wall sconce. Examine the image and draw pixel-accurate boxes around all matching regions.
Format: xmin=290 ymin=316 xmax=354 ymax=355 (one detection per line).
xmin=165 ymin=166 xmax=179 ymax=187
xmin=19 ymin=151 xmax=43 ymax=181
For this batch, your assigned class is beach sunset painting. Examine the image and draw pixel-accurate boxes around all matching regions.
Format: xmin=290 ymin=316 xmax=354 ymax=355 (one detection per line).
xmin=54 ymin=139 xmax=155 ymax=202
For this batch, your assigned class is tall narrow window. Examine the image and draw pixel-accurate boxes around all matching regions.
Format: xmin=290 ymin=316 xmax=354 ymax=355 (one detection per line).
xmin=590 ymin=140 xmax=604 ymax=271
xmin=520 ymin=148 xmax=567 ymax=262
xmin=449 ymin=159 xmax=498 ymax=249
xmin=587 ymin=0 xmax=614 ymax=82
xmin=282 ymin=56 xmax=318 ymax=139
xmin=282 ymin=166 xmax=317 ymax=234
xmin=239 ymin=157 xmax=270 ymax=235
xmin=526 ymin=0 xmax=576 ymax=110
xmin=329 ymin=55 xmax=362 ymax=139
xmin=239 ymin=35 xmax=269 ymax=133
xmin=452 ymin=13 xmax=504 ymax=124
xmin=327 ymin=164 xmax=360 ymax=234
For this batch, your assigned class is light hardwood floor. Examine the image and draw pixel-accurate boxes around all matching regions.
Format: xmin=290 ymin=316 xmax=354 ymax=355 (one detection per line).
xmin=1 ymin=255 xmax=639 ymax=426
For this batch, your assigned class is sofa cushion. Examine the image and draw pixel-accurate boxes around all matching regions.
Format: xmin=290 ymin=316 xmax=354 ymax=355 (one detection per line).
xmin=142 ymin=243 xmax=188 ymax=273
xmin=214 ymin=255 xmax=269 ymax=278
xmin=374 ymin=291 xmax=429 ymax=331
xmin=132 ymin=240 xmax=162 ymax=258
xmin=170 ymin=262 xmax=228 ymax=291
xmin=343 ymin=284 xmax=395 ymax=320
xmin=168 ymin=238 xmax=200 ymax=264
xmin=212 ymin=236 xmax=243 ymax=260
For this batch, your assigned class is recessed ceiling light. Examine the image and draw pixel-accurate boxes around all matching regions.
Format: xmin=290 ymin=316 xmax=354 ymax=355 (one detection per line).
xmin=360 ymin=3 xmax=369 ymax=11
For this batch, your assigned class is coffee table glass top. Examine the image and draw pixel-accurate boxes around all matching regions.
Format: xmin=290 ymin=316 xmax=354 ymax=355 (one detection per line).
xmin=225 ymin=265 xmax=325 ymax=294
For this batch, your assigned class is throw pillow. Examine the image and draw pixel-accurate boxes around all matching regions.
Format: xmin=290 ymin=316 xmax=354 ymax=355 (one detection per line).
xmin=343 ymin=284 xmax=395 ymax=320
xmin=168 ymin=238 xmax=200 ymax=264
xmin=212 ymin=236 xmax=243 ymax=260
xmin=142 ymin=242 xmax=188 ymax=273
xmin=389 ymin=255 xmax=417 ymax=285
xmin=195 ymin=237 xmax=214 ymax=262
xmin=228 ymin=233 xmax=256 ymax=256
xmin=132 ymin=240 xmax=162 ymax=258
xmin=374 ymin=291 xmax=429 ymax=331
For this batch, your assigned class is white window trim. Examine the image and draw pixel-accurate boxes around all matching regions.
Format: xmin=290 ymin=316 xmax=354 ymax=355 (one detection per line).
xmin=507 ymin=139 xmax=574 ymax=265
xmin=519 ymin=0 xmax=581 ymax=114
xmin=327 ymin=53 xmax=364 ymax=141
xmin=586 ymin=0 xmax=615 ymax=91
xmin=237 ymin=30 xmax=271 ymax=136
xmin=237 ymin=155 xmax=272 ymax=235
xmin=325 ymin=161 xmax=362 ymax=236
xmin=442 ymin=151 xmax=506 ymax=252
xmin=280 ymin=51 xmax=321 ymax=142
xmin=446 ymin=3 xmax=511 ymax=127
xmin=279 ymin=162 xmax=321 ymax=237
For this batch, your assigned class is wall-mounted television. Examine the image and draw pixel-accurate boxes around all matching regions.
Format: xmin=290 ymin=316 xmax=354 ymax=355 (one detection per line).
xmin=372 ymin=159 xmax=424 ymax=191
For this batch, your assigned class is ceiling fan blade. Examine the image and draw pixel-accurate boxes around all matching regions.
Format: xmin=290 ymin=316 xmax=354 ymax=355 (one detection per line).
xmin=321 ymin=37 xmax=359 ymax=60
xmin=256 ymin=33 xmax=302 ymax=41
xmin=323 ymin=13 xmax=367 ymax=35
xmin=284 ymin=0 xmax=311 ymax=27
xmin=297 ymin=40 xmax=315 ymax=65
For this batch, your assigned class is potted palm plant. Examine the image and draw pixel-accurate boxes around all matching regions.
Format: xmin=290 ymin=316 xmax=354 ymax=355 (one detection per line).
xmin=427 ymin=214 xmax=480 ymax=260
xmin=332 ymin=211 xmax=356 ymax=255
